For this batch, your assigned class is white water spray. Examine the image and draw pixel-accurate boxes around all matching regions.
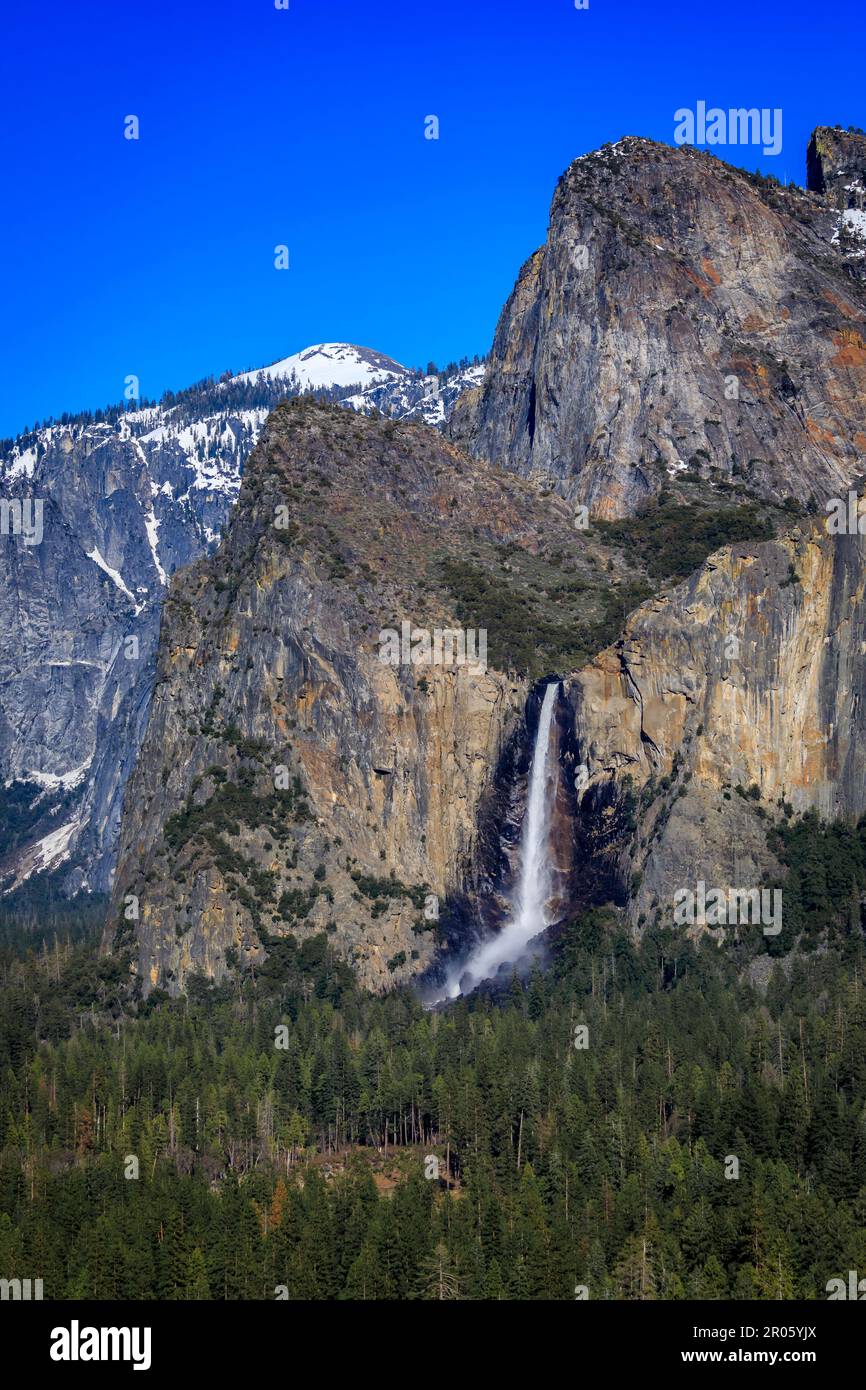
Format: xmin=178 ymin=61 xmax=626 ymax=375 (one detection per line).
xmin=446 ymin=681 xmax=560 ymax=997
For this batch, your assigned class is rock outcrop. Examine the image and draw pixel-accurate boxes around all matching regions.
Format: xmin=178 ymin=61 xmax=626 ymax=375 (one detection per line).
xmin=0 ymin=421 xmax=239 ymax=896
xmin=567 ymin=515 xmax=866 ymax=933
xmin=105 ymin=399 xmax=624 ymax=995
xmin=450 ymin=136 xmax=866 ymax=518
xmin=807 ymin=125 xmax=866 ymax=205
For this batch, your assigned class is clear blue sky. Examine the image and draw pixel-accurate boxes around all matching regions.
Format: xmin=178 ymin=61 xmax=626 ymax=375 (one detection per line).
xmin=1 ymin=0 xmax=863 ymax=438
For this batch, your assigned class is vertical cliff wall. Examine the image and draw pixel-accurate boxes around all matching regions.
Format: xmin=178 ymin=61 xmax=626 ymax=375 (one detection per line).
xmin=567 ymin=519 xmax=866 ymax=931
xmin=450 ymin=136 xmax=866 ymax=518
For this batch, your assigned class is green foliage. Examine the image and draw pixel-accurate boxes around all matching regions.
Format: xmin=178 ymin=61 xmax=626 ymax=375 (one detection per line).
xmin=766 ymin=810 xmax=866 ymax=954
xmin=438 ymin=556 xmax=652 ymax=677
xmin=0 ymin=780 xmax=77 ymax=860
xmin=1 ymin=901 xmax=865 ymax=1300
xmin=164 ymin=765 xmax=310 ymax=857
xmin=277 ymin=886 xmax=319 ymax=921
xmin=0 ymin=877 xmax=107 ymax=955
xmin=350 ymin=871 xmax=427 ymax=912
xmin=436 ymin=496 xmax=778 ymax=678
xmin=598 ymin=501 xmax=775 ymax=581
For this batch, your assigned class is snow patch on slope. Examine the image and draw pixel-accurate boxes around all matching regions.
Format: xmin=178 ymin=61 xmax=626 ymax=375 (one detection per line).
xmin=832 ymin=207 xmax=866 ymax=256
xmin=35 ymin=816 xmax=80 ymax=871
xmin=24 ymin=760 xmax=93 ymax=792
xmin=86 ymin=548 xmax=141 ymax=608
xmin=143 ymin=508 xmax=167 ymax=586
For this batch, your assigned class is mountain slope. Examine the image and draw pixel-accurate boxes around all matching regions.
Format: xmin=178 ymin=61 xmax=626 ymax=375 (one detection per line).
xmin=105 ymin=400 xmax=536 ymax=993
xmin=0 ymin=346 xmax=480 ymax=899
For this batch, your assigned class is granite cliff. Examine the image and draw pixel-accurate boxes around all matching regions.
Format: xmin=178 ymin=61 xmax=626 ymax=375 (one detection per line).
xmin=104 ymin=129 xmax=866 ymax=993
xmin=103 ymin=401 xmax=585 ymax=993
xmin=566 ymin=516 xmax=866 ymax=942
xmin=450 ymin=132 xmax=866 ymax=519
xmin=106 ymin=393 xmax=777 ymax=994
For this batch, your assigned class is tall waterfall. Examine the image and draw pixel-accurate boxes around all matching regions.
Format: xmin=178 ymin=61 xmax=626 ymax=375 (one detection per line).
xmin=446 ymin=680 xmax=560 ymax=998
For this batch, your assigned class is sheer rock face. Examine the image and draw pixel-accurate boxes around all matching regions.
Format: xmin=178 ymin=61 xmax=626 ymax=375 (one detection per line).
xmin=807 ymin=126 xmax=866 ymax=204
xmin=567 ymin=520 xmax=866 ymax=929
xmin=0 ymin=424 xmax=240 ymax=895
xmin=106 ymin=401 xmax=607 ymax=995
xmin=450 ymin=136 xmax=866 ymax=519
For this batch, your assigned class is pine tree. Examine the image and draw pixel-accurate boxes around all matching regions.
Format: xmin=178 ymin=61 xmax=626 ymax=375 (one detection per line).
xmin=419 ymin=1242 xmax=461 ymax=1300
xmin=185 ymin=1247 xmax=211 ymax=1299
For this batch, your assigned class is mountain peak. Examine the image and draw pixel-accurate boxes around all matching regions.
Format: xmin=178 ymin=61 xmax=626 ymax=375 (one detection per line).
xmin=232 ymin=342 xmax=409 ymax=390
xmin=450 ymin=128 xmax=866 ymax=519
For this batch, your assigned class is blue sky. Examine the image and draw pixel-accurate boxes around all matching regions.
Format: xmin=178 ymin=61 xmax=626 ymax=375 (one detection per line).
xmin=1 ymin=0 xmax=863 ymax=438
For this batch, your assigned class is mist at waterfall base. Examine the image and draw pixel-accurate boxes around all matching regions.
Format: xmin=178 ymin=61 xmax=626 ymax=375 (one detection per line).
xmin=439 ymin=681 xmax=560 ymax=1001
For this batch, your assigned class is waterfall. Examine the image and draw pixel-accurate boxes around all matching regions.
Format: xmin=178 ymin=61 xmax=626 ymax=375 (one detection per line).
xmin=446 ymin=680 xmax=560 ymax=997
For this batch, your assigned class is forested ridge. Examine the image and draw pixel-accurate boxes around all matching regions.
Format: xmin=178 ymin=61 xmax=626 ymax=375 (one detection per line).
xmin=3 ymin=834 xmax=866 ymax=1300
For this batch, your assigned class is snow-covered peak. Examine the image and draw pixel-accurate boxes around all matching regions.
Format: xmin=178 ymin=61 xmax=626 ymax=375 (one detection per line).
xmin=1 ymin=344 xmax=486 ymax=505
xmin=232 ymin=342 xmax=409 ymax=391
